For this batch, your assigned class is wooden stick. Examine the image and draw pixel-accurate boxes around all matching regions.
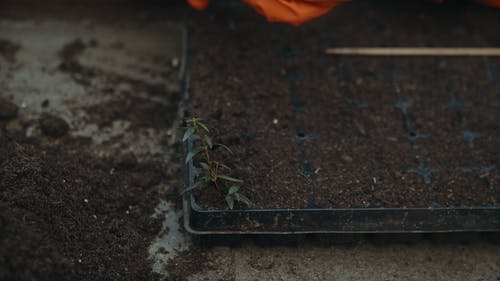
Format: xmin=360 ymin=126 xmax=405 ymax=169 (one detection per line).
xmin=324 ymin=47 xmax=500 ymax=56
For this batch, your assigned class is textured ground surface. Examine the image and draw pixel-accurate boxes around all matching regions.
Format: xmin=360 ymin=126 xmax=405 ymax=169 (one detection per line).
xmin=0 ymin=1 xmax=499 ymax=281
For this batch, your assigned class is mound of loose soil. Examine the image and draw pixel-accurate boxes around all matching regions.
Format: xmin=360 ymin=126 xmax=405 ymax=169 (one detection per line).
xmin=0 ymin=134 xmax=167 ymax=281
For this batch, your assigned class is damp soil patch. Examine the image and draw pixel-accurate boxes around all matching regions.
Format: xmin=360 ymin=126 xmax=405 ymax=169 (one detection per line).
xmin=183 ymin=0 xmax=500 ymax=232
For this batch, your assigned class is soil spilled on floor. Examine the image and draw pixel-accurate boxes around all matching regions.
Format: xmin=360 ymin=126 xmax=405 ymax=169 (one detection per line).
xmin=0 ymin=2 xmax=185 ymax=279
xmin=0 ymin=133 xmax=168 ymax=280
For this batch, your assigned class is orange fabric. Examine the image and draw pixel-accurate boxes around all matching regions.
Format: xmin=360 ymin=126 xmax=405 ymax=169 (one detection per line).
xmin=187 ymin=0 xmax=210 ymax=10
xmin=243 ymin=0 xmax=349 ymax=26
xmin=186 ymin=0 xmax=348 ymax=25
xmin=187 ymin=0 xmax=499 ymax=25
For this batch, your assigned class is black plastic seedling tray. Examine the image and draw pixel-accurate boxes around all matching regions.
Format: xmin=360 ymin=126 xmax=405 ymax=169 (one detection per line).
xmin=180 ymin=66 xmax=500 ymax=234
xmin=179 ymin=3 xmax=500 ymax=235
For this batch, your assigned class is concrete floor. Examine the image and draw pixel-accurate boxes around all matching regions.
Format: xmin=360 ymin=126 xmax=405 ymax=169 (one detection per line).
xmin=187 ymin=241 xmax=500 ymax=281
xmin=1 ymin=2 xmax=499 ymax=280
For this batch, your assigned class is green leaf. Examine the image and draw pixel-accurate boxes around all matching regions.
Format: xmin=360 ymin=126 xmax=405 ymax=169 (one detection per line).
xmin=225 ymin=195 xmax=234 ymax=210
xmin=182 ymin=181 xmax=203 ymax=194
xmin=198 ymin=122 xmax=210 ymax=132
xmin=228 ymin=185 xmax=240 ymax=194
xmin=185 ymin=148 xmax=202 ymax=164
xmin=216 ymin=143 xmax=233 ymax=154
xmin=235 ymin=194 xmax=252 ymax=207
xmin=212 ymin=161 xmax=230 ymax=170
xmin=203 ymin=135 xmax=213 ymax=149
xmin=199 ymin=162 xmax=209 ymax=171
xmin=182 ymin=127 xmax=195 ymax=142
xmin=218 ymin=174 xmax=243 ymax=183
xmin=185 ymin=117 xmax=200 ymax=124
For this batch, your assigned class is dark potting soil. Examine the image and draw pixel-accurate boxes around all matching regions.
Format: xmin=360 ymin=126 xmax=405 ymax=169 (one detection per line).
xmin=0 ymin=133 xmax=167 ymax=281
xmin=0 ymin=35 xmax=180 ymax=279
xmin=187 ymin=0 xmax=500 ymax=210
xmin=39 ymin=114 xmax=70 ymax=138
xmin=0 ymin=2 xmax=187 ymax=279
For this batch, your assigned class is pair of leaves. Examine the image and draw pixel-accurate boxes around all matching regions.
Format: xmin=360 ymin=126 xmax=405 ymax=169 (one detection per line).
xmin=185 ymin=117 xmax=210 ymax=132
xmin=225 ymin=185 xmax=252 ymax=210
xmin=182 ymin=169 xmax=241 ymax=194
xmin=183 ymin=182 xmax=252 ymax=210
xmin=182 ymin=117 xmax=210 ymax=142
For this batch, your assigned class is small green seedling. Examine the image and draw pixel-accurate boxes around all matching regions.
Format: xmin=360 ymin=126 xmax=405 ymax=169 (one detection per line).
xmin=181 ymin=117 xmax=251 ymax=209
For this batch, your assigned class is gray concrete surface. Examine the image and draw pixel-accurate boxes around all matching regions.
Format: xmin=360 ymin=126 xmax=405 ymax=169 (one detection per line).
xmin=187 ymin=242 xmax=500 ymax=281
xmin=1 ymin=2 xmax=499 ymax=281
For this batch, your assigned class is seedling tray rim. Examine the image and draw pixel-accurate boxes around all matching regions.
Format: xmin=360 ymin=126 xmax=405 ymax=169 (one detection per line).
xmin=182 ymin=194 xmax=500 ymax=235
xmin=188 ymin=192 xmax=500 ymax=213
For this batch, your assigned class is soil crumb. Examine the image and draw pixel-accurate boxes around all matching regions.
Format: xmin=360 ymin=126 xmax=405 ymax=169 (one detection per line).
xmin=40 ymin=114 xmax=70 ymax=138
xmin=0 ymin=38 xmax=20 ymax=63
xmin=0 ymin=97 xmax=19 ymax=120
xmin=58 ymin=39 xmax=86 ymax=61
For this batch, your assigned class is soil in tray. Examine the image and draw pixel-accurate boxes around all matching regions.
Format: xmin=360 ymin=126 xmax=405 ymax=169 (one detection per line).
xmin=187 ymin=0 xmax=500 ymax=210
